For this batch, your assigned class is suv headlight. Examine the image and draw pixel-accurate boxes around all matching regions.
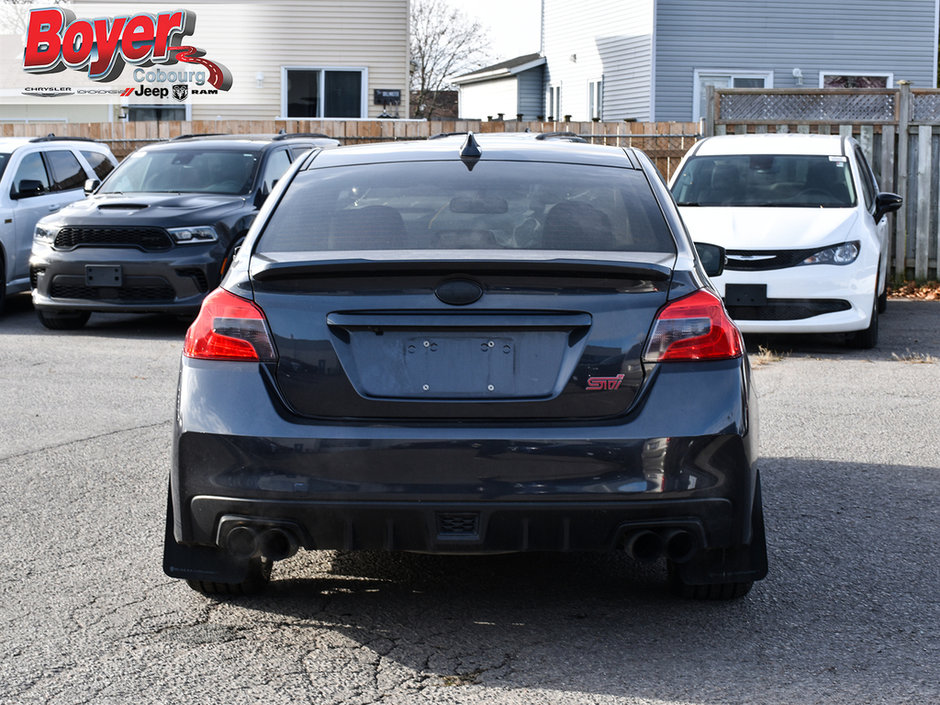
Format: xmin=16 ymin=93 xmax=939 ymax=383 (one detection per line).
xmin=168 ymin=226 xmax=218 ymax=244
xmin=801 ymin=241 xmax=860 ymax=266
xmin=34 ymin=223 xmax=58 ymax=244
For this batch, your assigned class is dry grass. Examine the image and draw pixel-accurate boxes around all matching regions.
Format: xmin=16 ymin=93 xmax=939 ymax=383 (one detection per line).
xmin=750 ymin=346 xmax=785 ymax=367
xmin=891 ymin=349 xmax=937 ymax=364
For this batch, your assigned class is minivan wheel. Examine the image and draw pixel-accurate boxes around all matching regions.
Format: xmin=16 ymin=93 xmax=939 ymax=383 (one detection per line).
xmin=848 ymin=292 xmax=879 ymax=349
xmin=186 ymin=557 xmax=272 ymax=597
xmin=37 ymin=309 xmax=91 ymax=330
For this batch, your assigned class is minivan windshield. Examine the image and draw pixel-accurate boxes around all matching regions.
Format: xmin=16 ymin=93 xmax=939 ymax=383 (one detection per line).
xmin=672 ymin=154 xmax=857 ymax=208
xmin=99 ymin=148 xmax=259 ymax=195
xmin=258 ymin=160 xmax=676 ymax=254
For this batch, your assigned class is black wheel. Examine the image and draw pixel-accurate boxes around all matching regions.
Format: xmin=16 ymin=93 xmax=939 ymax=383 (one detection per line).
xmin=670 ymin=473 xmax=765 ymax=601
xmin=185 ymin=557 xmax=272 ymax=596
xmin=0 ymin=251 xmax=7 ymax=315
xmin=37 ymin=309 xmax=90 ymax=330
xmin=878 ymin=286 xmax=888 ymax=314
xmin=848 ymin=292 xmax=879 ymax=349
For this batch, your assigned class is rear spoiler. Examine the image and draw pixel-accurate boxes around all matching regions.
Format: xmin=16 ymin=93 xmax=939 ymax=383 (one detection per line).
xmin=251 ymin=256 xmax=674 ymax=282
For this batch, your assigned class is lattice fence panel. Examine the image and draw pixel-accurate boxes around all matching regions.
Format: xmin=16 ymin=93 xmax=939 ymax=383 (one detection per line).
xmin=719 ymin=92 xmax=895 ymax=122
xmin=912 ymin=93 xmax=940 ymax=122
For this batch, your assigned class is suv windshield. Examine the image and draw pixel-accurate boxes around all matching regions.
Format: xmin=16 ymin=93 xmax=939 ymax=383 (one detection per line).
xmin=672 ymin=154 xmax=857 ymax=208
xmin=99 ymin=148 xmax=259 ymax=195
xmin=258 ymin=160 xmax=675 ymax=254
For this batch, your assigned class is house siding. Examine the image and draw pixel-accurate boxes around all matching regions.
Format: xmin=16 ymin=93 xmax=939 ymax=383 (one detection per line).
xmin=542 ymin=0 xmax=654 ymax=121
xmin=459 ymin=77 xmax=518 ymax=120
xmin=654 ymin=0 xmax=938 ymax=121
xmin=517 ymin=69 xmax=546 ymax=120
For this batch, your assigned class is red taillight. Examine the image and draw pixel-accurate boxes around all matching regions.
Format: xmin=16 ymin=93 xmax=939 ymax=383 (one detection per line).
xmin=643 ymin=289 xmax=743 ymax=362
xmin=183 ymin=288 xmax=277 ymax=362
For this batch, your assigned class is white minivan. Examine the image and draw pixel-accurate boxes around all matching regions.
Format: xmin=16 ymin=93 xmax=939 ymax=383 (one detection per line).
xmin=670 ymin=134 xmax=902 ymax=348
xmin=0 ymin=136 xmax=117 ymax=313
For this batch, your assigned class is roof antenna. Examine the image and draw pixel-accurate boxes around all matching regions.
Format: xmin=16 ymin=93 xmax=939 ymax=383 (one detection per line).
xmin=459 ymin=132 xmax=482 ymax=170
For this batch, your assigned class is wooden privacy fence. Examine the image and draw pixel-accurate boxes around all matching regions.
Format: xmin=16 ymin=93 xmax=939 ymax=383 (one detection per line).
xmin=708 ymin=85 xmax=940 ymax=280
xmin=0 ymin=118 xmax=700 ymax=181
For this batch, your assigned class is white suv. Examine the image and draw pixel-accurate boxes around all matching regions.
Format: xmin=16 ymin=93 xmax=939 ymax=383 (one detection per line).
xmin=0 ymin=136 xmax=117 ymax=312
xmin=670 ymin=134 xmax=902 ymax=348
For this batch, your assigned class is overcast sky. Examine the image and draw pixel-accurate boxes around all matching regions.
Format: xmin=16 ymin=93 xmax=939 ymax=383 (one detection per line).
xmin=450 ymin=0 xmax=542 ymax=62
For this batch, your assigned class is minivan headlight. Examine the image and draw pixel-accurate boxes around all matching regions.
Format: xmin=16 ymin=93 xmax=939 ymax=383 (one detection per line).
xmin=34 ymin=224 xmax=58 ymax=244
xmin=801 ymin=241 xmax=860 ymax=266
xmin=168 ymin=226 xmax=218 ymax=244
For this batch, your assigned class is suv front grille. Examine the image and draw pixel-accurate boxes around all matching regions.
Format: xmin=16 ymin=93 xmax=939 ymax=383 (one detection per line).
xmin=50 ymin=277 xmax=176 ymax=302
xmin=54 ymin=226 xmax=173 ymax=252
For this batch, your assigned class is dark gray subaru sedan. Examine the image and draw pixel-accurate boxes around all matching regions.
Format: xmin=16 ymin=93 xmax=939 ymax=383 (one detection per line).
xmin=164 ymin=133 xmax=767 ymax=600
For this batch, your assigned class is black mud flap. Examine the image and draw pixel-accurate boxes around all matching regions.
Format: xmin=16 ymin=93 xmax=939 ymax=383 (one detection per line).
xmin=162 ymin=486 xmax=254 ymax=584
xmin=673 ymin=473 xmax=768 ymax=586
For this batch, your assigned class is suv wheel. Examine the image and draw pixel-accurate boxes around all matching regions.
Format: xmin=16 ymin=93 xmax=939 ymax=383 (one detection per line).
xmin=37 ymin=309 xmax=91 ymax=330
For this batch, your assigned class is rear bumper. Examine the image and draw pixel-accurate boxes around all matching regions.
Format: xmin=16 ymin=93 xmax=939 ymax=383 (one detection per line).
xmin=170 ymin=356 xmax=760 ymax=555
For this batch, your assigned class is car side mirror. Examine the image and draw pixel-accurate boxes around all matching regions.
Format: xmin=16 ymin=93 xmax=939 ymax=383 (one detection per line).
xmin=84 ymin=178 xmax=100 ymax=195
xmin=12 ymin=179 xmax=45 ymax=199
xmin=695 ymin=242 xmax=726 ymax=277
xmin=874 ymin=192 xmax=903 ymax=224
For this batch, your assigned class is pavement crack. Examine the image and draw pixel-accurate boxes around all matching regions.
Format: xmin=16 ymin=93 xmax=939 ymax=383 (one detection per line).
xmin=0 ymin=421 xmax=172 ymax=464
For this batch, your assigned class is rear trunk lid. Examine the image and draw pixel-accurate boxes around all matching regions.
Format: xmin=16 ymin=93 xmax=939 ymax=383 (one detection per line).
xmin=251 ymin=254 xmax=673 ymax=420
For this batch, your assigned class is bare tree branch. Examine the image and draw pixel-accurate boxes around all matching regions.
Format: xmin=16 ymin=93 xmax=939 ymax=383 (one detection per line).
xmin=0 ymin=0 xmax=69 ymax=37
xmin=410 ymin=0 xmax=492 ymax=119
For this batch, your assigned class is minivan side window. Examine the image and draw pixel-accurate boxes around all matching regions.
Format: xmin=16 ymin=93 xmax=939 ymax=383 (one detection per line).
xmin=80 ymin=150 xmax=116 ymax=180
xmin=45 ymin=150 xmax=87 ymax=191
xmin=11 ymin=152 xmax=50 ymax=197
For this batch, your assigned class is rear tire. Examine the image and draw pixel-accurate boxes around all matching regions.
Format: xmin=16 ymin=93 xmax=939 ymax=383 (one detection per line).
xmin=877 ymin=286 xmax=888 ymax=314
xmin=37 ymin=309 xmax=90 ymax=330
xmin=0 ymin=252 xmax=6 ymax=315
xmin=185 ymin=557 xmax=272 ymax=596
xmin=670 ymin=473 xmax=765 ymax=601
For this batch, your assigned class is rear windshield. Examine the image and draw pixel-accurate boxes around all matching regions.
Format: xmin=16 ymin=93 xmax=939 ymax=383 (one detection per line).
xmin=99 ymin=148 xmax=259 ymax=195
xmin=672 ymin=154 xmax=857 ymax=207
xmin=257 ymin=160 xmax=676 ymax=254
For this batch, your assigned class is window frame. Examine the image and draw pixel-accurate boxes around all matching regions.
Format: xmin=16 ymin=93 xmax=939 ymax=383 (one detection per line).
xmin=692 ymin=69 xmax=774 ymax=120
xmin=280 ymin=66 xmax=369 ymax=119
xmin=819 ymin=71 xmax=893 ymax=89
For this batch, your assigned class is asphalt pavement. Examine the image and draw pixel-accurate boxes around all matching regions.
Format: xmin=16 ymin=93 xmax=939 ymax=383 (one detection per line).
xmin=0 ymin=291 xmax=937 ymax=704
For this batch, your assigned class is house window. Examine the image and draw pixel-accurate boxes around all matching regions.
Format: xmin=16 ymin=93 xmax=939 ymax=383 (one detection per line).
xmin=588 ymin=80 xmax=603 ymax=120
xmin=128 ymin=105 xmax=186 ymax=122
xmin=284 ymin=68 xmax=366 ymax=118
xmin=820 ymin=73 xmax=892 ymax=89
xmin=692 ymin=70 xmax=774 ymax=120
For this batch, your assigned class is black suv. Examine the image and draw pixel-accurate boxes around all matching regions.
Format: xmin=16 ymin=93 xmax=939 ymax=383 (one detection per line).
xmin=164 ymin=133 xmax=767 ymax=600
xmin=29 ymin=133 xmax=339 ymax=329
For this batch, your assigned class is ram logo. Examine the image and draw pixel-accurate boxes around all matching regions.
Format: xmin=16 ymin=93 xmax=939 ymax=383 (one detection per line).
xmin=585 ymin=374 xmax=625 ymax=391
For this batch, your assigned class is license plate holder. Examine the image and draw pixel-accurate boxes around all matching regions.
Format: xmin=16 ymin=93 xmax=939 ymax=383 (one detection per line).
xmin=725 ymin=283 xmax=767 ymax=306
xmin=85 ymin=265 xmax=122 ymax=287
